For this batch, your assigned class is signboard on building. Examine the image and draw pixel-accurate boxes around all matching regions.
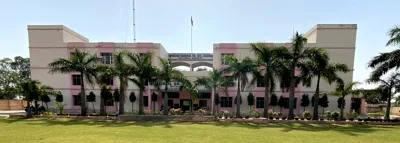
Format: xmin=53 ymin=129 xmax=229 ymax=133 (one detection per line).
xmin=159 ymin=81 xmax=182 ymax=90
xmin=168 ymin=53 xmax=213 ymax=61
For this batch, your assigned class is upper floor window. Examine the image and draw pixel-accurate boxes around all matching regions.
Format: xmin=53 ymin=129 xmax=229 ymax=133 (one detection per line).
xmin=101 ymin=53 xmax=113 ymax=65
xmin=221 ymin=53 xmax=233 ymax=65
xmin=257 ymin=77 xmax=265 ymax=87
xmin=72 ymin=75 xmax=81 ymax=85
xmin=106 ymin=79 xmax=114 ymax=86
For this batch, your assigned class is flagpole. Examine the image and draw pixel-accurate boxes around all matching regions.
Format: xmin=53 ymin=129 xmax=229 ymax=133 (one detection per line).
xmin=190 ymin=16 xmax=193 ymax=71
xmin=133 ymin=0 xmax=136 ymax=43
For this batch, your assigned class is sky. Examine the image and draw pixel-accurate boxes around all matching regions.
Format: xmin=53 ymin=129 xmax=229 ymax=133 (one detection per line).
xmin=0 ymin=0 xmax=399 ymax=88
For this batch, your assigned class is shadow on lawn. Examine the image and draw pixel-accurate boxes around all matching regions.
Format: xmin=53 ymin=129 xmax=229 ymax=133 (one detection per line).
xmin=0 ymin=118 xmax=396 ymax=136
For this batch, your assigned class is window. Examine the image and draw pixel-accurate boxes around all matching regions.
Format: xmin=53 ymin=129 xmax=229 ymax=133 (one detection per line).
xmin=168 ymin=100 xmax=174 ymax=108
xmin=105 ymin=100 xmax=114 ymax=106
xmin=73 ymin=95 xmax=81 ymax=106
xmin=256 ymin=97 xmax=264 ymax=108
xmin=283 ymin=98 xmax=297 ymax=109
xmin=72 ymin=75 xmax=81 ymax=85
xmin=220 ymin=97 xmax=233 ymax=107
xmin=144 ymin=96 xmax=148 ymax=107
xmin=199 ymin=100 xmax=208 ymax=107
xmin=257 ymin=77 xmax=265 ymax=87
xmin=106 ymin=79 xmax=113 ymax=86
xmin=199 ymin=93 xmax=211 ymax=99
xmin=162 ymin=92 xmax=179 ymax=98
xmin=221 ymin=53 xmax=233 ymax=65
xmin=101 ymin=53 xmax=113 ymax=65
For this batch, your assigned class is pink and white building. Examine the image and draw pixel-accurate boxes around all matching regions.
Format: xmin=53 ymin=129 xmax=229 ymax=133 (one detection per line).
xmin=28 ymin=24 xmax=364 ymax=115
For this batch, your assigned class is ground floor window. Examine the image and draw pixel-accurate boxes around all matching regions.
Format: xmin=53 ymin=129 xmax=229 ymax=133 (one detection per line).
xmin=105 ymin=100 xmax=114 ymax=106
xmin=73 ymin=95 xmax=81 ymax=106
xmin=220 ymin=97 xmax=232 ymax=107
xmin=283 ymin=98 xmax=297 ymax=109
xmin=256 ymin=97 xmax=264 ymax=108
xmin=199 ymin=100 xmax=208 ymax=108
xmin=144 ymin=96 xmax=148 ymax=107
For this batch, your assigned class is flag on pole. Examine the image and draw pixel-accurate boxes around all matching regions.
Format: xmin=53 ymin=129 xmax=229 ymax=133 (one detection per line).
xmin=191 ymin=16 xmax=193 ymax=26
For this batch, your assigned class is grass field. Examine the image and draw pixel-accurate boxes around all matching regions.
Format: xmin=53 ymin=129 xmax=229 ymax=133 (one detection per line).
xmin=0 ymin=118 xmax=399 ymax=143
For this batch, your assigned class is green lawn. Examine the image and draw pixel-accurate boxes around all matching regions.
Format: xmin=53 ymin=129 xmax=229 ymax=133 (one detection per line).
xmin=0 ymin=118 xmax=399 ymax=143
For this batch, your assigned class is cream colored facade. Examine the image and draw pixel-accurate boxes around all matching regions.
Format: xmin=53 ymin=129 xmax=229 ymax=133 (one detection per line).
xmin=28 ymin=24 xmax=360 ymax=114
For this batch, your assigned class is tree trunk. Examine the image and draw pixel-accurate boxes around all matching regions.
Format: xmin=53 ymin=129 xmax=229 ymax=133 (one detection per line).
xmin=385 ymin=93 xmax=392 ymax=120
xmin=312 ymin=74 xmax=321 ymax=120
xmin=303 ymin=106 xmax=305 ymax=112
xmin=163 ymin=87 xmax=169 ymax=115
xmin=322 ymin=107 xmax=324 ymax=114
xmin=45 ymin=103 xmax=48 ymax=111
xmin=212 ymin=87 xmax=217 ymax=115
xmin=153 ymin=101 xmax=156 ymax=114
xmin=288 ymin=67 xmax=296 ymax=120
xmin=7 ymin=99 xmax=10 ymax=110
xmin=263 ymin=75 xmax=270 ymax=118
xmin=131 ymin=102 xmax=134 ymax=113
xmin=119 ymin=78 xmax=126 ymax=115
xmin=34 ymin=100 xmax=38 ymax=115
xmin=190 ymin=96 xmax=193 ymax=114
xmin=26 ymin=96 xmax=32 ymax=118
xmin=236 ymin=76 xmax=241 ymax=118
xmin=339 ymin=95 xmax=345 ymax=121
xmin=92 ymin=102 xmax=95 ymax=113
xmin=100 ymin=98 xmax=105 ymax=116
xmin=80 ymin=72 xmax=87 ymax=116
xmin=272 ymin=106 xmax=274 ymax=112
xmin=116 ymin=102 xmax=119 ymax=114
xmin=139 ymin=81 xmax=145 ymax=115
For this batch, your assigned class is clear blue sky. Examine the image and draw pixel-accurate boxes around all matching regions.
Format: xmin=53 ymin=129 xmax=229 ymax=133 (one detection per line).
xmin=0 ymin=0 xmax=399 ymax=87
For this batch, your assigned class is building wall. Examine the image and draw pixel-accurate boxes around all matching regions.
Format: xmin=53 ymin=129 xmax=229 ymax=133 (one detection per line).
xmin=28 ymin=24 xmax=357 ymax=115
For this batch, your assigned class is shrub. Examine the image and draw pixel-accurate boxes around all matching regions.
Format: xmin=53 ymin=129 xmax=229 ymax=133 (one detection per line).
xmin=272 ymin=112 xmax=281 ymax=118
xmin=331 ymin=111 xmax=340 ymax=120
xmin=41 ymin=111 xmax=55 ymax=116
xmin=302 ymin=111 xmax=312 ymax=119
xmin=169 ymin=108 xmax=182 ymax=115
xmin=349 ymin=111 xmax=359 ymax=119
xmin=267 ymin=109 xmax=273 ymax=117
xmin=252 ymin=109 xmax=262 ymax=117
xmin=326 ymin=111 xmax=332 ymax=119
xmin=197 ymin=109 xmax=209 ymax=115
xmin=219 ymin=109 xmax=229 ymax=116
xmin=55 ymin=102 xmax=65 ymax=114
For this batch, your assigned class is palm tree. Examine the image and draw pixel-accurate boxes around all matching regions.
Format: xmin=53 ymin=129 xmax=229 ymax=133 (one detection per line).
xmin=48 ymin=48 xmax=101 ymax=116
xmin=113 ymin=52 xmax=130 ymax=115
xmin=126 ymin=52 xmax=157 ymax=115
xmin=330 ymin=80 xmax=360 ymax=121
xmin=368 ymin=26 xmax=400 ymax=78
xmin=250 ymin=43 xmax=289 ymax=118
xmin=153 ymin=58 xmax=186 ymax=115
xmin=21 ymin=80 xmax=40 ymax=118
xmin=367 ymin=73 xmax=400 ymax=120
xmin=222 ymin=55 xmax=256 ymax=117
xmin=180 ymin=79 xmax=199 ymax=114
xmin=284 ymin=32 xmax=324 ymax=120
xmin=299 ymin=48 xmax=350 ymax=120
xmin=38 ymin=85 xmax=55 ymax=112
xmin=195 ymin=69 xmax=233 ymax=114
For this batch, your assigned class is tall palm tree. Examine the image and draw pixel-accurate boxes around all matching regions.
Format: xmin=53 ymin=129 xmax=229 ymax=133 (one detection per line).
xmin=299 ymin=48 xmax=350 ymax=120
xmin=180 ymin=79 xmax=199 ymax=114
xmin=330 ymin=80 xmax=360 ymax=121
xmin=113 ymin=52 xmax=130 ymax=115
xmin=195 ymin=69 xmax=233 ymax=114
xmin=250 ymin=43 xmax=289 ymax=118
xmin=48 ymin=48 xmax=101 ymax=116
xmin=153 ymin=58 xmax=186 ymax=115
xmin=222 ymin=55 xmax=256 ymax=117
xmin=284 ymin=32 xmax=322 ymax=120
xmin=368 ymin=25 xmax=400 ymax=78
xmin=367 ymin=72 xmax=400 ymax=120
xmin=126 ymin=52 xmax=157 ymax=115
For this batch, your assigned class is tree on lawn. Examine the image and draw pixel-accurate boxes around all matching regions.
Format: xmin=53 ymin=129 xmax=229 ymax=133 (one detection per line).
xmin=100 ymin=85 xmax=113 ymax=115
xmin=330 ymin=79 xmax=359 ymax=121
xmin=247 ymin=92 xmax=255 ymax=114
xmin=278 ymin=96 xmax=285 ymax=113
xmin=337 ymin=97 xmax=345 ymax=110
xmin=222 ymin=55 xmax=256 ymax=117
xmin=300 ymin=94 xmax=310 ymax=112
xmin=114 ymin=89 xmax=121 ymax=113
xmin=214 ymin=93 xmax=220 ymax=112
xmin=48 ymin=48 xmax=101 ymax=116
xmin=319 ymin=94 xmax=329 ymax=114
xmin=129 ymin=92 xmax=136 ymax=113
xmin=87 ymin=91 xmax=96 ymax=113
xmin=40 ymin=94 xmax=51 ymax=111
xmin=270 ymin=93 xmax=278 ymax=112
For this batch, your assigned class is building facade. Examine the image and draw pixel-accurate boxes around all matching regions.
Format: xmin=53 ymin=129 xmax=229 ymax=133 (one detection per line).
xmin=28 ymin=24 xmax=364 ymax=115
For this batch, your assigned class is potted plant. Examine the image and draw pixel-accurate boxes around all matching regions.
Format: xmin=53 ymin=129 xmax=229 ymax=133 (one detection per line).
xmin=302 ymin=111 xmax=312 ymax=120
xmin=268 ymin=111 xmax=274 ymax=120
xmin=273 ymin=112 xmax=281 ymax=120
xmin=281 ymin=115 xmax=288 ymax=120
xmin=294 ymin=115 xmax=299 ymax=120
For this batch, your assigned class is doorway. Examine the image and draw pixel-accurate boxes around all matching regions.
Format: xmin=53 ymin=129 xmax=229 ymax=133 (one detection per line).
xmin=180 ymin=99 xmax=191 ymax=111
